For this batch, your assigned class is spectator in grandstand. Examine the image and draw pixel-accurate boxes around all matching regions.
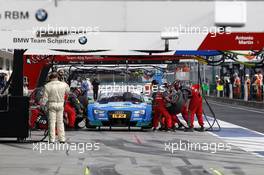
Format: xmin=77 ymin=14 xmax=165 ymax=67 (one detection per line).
xmin=219 ymin=77 xmax=225 ymax=97
xmin=233 ymin=73 xmax=241 ymax=99
xmin=244 ymin=74 xmax=251 ymax=101
xmin=215 ymin=75 xmax=220 ymax=96
xmin=224 ymin=77 xmax=231 ymax=98
xmin=257 ymin=71 xmax=263 ymax=100
xmin=253 ymin=74 xmax=262 ymax=101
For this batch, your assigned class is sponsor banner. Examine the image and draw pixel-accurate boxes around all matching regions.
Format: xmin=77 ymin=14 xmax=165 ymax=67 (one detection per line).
xmin=0 ymin=31 xmax=165 ymax=50
xmin=0 ymin=30 xmax=205 ymax=51
xmin=199 ymin=32 xmax=264 ymax=51
xmin=1 ymin=30 xmax=263 ymax=53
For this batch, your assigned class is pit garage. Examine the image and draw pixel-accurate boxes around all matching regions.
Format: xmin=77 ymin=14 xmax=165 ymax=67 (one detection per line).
xmin=1 ymin=1 xmax=264 ymax=175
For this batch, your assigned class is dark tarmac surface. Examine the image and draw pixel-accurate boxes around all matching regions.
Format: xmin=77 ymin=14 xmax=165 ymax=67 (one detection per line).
xmin=204 ymin=100 xmax=264 ymax=134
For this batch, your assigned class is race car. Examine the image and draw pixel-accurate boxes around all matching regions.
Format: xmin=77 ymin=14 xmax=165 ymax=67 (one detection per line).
xmin=86 ymin=92 xmax=152 ymax=130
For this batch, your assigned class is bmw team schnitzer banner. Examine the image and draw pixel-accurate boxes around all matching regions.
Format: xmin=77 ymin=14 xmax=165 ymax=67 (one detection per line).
xmin=1 ymin=30 xmax=264 ymax=52
xmin=0 ymin=1 xmax=264 ymax=54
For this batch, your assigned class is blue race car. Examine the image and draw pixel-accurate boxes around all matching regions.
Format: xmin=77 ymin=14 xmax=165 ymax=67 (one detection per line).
xmin=86 ymin=92 xmax=152 ymax=130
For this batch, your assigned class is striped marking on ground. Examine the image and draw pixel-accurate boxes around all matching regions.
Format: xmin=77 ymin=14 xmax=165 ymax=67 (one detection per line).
xmin=176 ymin=114 xmax=264 ymax=158
xmin=206 ymin=118 xmax=264 ymax=158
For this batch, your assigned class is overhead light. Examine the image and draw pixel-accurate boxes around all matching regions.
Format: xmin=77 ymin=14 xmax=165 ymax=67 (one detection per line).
xmin=160 ymin=31 xmax=179 ymax=40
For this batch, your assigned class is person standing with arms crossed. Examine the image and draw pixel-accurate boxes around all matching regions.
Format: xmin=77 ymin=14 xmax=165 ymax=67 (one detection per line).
xmin=43 ymin=72 xmax=70 ymax=143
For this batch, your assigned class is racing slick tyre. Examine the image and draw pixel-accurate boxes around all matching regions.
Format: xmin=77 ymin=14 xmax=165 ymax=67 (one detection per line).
xmin=141 ymin=123 xmax=153 ymax=131
xmin=141 ymin=126 xmax=152 ymax=130
xmin=141 ymin=118 xmax=153 ymax=131
xmin=74 ymin=116 xmax=85 ymax=129
xmin=85 ymin=118 xmax=97 ymax=129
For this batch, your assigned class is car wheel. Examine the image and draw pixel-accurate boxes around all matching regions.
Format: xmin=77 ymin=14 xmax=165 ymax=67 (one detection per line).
xmin=75 ymin=117 xmax=85 ymax=129
xmin=141 ymin=123 xmax=153 ymax=131
xmin=85 ymin=118 xmax=97 ymax=129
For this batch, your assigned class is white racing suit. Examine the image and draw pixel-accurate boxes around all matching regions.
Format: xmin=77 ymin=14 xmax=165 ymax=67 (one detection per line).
xmin=43 ymin=79 xmax=70 ymax=142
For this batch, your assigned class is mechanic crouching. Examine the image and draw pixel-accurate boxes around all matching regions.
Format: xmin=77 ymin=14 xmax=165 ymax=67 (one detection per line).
xmin=42 ymin=72 xmax=70 ymax=143
xmin=65 ymin=88 xmax=86 ymax=129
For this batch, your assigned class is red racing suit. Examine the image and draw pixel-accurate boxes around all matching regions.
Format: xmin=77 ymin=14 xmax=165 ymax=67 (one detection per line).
xmin=29 ymin=106 xmax=49 ymax=129
xmin=153 ymin=92 xmax=172 ymax=129
xmin=30 ymin=102 xmax=76 ymax=129
xmin=30 ymin=108 xmax=39 ymax=129
xmin=64 ymin=102 xmax=76 ymax=128
xmin=188 ymin=84 xmax=204 ymax=128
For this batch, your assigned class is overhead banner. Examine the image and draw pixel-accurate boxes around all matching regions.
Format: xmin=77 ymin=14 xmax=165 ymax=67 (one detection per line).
xmin=199 ymin=32 xmax=264 ymax=51
xmin=0 ymin=30 xmax=206 ymax=51
xmin=1 ymin=31 xmax=264 ymax=52
xmin=0 ymin=1 xmax=263 ymax=52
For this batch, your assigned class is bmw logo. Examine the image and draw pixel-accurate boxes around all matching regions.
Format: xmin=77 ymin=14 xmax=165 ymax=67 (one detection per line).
xmin=79 ymin=36 xmax=88 ymax=45
xmin=35 ymin=9 xmax=48 ymax=22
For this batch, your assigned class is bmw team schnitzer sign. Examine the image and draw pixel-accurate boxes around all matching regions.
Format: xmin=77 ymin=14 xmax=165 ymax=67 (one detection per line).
xmin=13 ymin=37 xmax=76 ymax=44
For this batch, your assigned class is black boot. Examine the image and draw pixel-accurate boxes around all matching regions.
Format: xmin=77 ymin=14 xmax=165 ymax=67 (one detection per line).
xmin=197 ymin=126 xmax=205 ymax=132
xmin=158 ymin=126 xmax=166 ymax=131
xmin=177 ymin=122 xmax=184 ymax=130
xmin=171 ymin=126 xmax=177 ymax=132
xmin=184 ymin=127 xmax=194 ymax=132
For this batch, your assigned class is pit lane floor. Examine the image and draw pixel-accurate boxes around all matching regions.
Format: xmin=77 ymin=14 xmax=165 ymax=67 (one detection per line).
xmin=1 ymin=100 xmax=264 ymax=175
xmin=204 ymin=100 xmax=264 ymax=133
xmin=0 ymin=123 xmax=264 ymax=175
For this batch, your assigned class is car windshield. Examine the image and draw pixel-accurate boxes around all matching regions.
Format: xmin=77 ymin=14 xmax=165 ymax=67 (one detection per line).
xmin=98 ymin=92 xmax=144 ymax=104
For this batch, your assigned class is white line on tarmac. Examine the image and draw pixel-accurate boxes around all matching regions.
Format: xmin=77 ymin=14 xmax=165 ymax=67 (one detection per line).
xmin=208 ymin=101 xmax=264 ymax=114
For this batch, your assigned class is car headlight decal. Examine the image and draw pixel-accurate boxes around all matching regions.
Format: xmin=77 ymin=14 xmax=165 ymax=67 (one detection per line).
xmin=94 ymin=109 xmax=105 ymax=115
xmin=134 ymin=110 xmax=145 ymax=115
